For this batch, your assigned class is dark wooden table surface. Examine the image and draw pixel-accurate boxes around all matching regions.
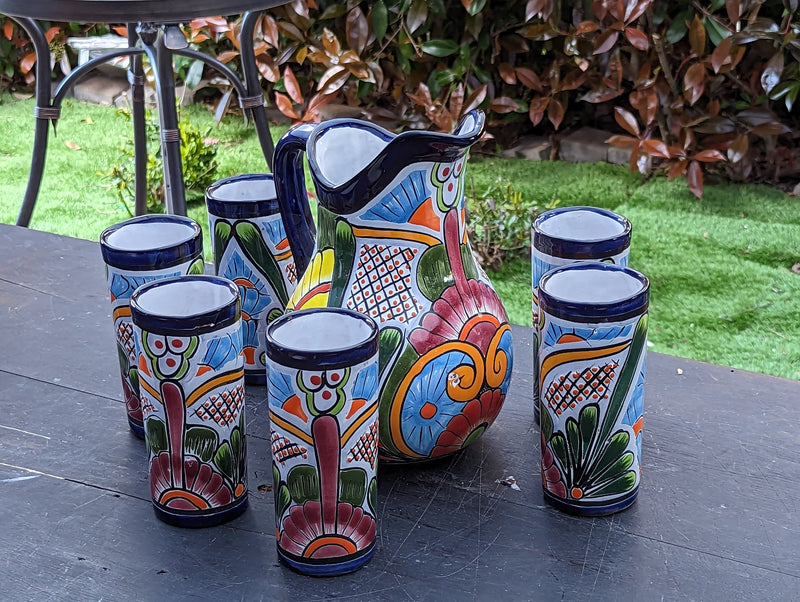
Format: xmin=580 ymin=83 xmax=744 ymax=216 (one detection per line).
xmin=1 ymin=223 xmax=798 ymax=600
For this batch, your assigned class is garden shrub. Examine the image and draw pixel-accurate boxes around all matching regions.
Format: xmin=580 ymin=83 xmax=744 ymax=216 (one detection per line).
xmin=3 ymin=1 xmax=799 ymax=197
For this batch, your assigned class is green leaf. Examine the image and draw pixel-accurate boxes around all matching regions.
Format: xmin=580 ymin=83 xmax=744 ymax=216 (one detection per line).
xmin=234 ymin=221 xmax=289 ymax=306
xmin=704 ymin=16 xmax=730 ymax=47
xmin=666 ymin=10 xmax=691 ymax=44
xmin=287 ymin=465 xmax=319 ymax=503
xmin=591 ymin=431 xmax=631 ymax=479
xmin=188 ymin=257 xmax=205 ymax=275
xmin=578 ymin=404 xmax=599 ymax=464
xmin=213 ymin=220 xmax=232 ymax=273
xmin=145 ymin=418 xmax=168 ymax=455
xmin=549 ymin=432 xmax=570 ymax=478
xmin=421 ymin=39 xmax=460 ymax=57
xmin=339 ymin=467 xmax=368 ymax=506
xmin=329 ymin=219 xmax=355 ymax=308
xmin=368 ymin=477 xmax=377 ymax=514
xmin=540 ymin=401 xmax=554 ymax=439
xmin=184 ymin=426 xmax=219 ymax=463
xmin=460 ymin=244 xmax=478 ymax=281
xmin=566 ymin=417 xmax=581 ymax=469
xmin=214 ymin=441 xmax=234 ymax=480
xmin=588 ymin=470 xmax=636 ymax=497
xmin=378 ymin=326 xmax=403 ymax=377
xmin=466 ymin=0 xmax=487 ymax=16
xmin=593 ymin=451 xmax=635 ymax=485
xmin=371 ymin=1 xmax=388 ymax=42
xmin=417 ymin=244 xmax=453 ymax=301
xmin=185 ymin=59 xmax=204 ymax=89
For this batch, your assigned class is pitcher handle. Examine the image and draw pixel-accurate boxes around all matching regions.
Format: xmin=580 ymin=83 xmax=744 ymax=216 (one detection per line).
xmin=273 ymin=123 xmax=317 ymax=277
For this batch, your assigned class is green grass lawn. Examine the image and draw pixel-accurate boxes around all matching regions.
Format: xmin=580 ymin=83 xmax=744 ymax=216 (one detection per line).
xmin=1 ymin=94 xmax=798 ymax=380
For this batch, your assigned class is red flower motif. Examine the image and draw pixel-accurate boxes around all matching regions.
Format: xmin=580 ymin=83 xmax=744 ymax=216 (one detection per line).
xmin=430 ymin=388 xmax=505 ymax=458
xmin=279 ymin=500 xmax=376 ymax=559
xmin=541 ymin=432 xmax=567 ymax=499
xmin=150 ymin=452 xmax=234 ymax=511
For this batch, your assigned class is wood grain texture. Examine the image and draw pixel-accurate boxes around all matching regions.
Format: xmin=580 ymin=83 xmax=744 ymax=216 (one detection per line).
xmin=1 ymin=224 xmax=798 ymax=600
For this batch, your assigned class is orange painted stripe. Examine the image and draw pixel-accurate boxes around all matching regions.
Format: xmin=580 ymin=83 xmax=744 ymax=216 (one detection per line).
xmin=269 ymin=411 xmax=314 ymax=446
xmin=351 ymin=226 xmax=440 ymax=248
xmin=139 ymin=377 xmax=161 ymax=403
xmin=540 ymin=341 xmax=631 ymax=385
xmin=112 ymin=306 xmax=132 ymax=322
xmin=185 ymin=369 xmax=244 ymax=408
xmin=159 ymin=489 xmax=210 ymax=510
xmin=458 ymin=314 xmax=501 ymax=340
xmin=294 ymin=283 xmax=331 ymax=309
xmin=632 ymin=416 xmax=644 ymax=436
xmin=275 ymin=249 xmax=293 ymax=262
xmin=341 ymin=402 xmax=377 ymax=446
xmin=303 ymin=535 xmax=357 ymax=557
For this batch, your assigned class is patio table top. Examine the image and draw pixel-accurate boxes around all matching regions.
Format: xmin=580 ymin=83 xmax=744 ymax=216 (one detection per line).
xmin=1 ymin=223 xmax=798 ymax=599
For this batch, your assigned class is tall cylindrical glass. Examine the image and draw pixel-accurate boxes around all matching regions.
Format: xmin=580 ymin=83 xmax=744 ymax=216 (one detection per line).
xmin=206 ymin=173 xmax=297 ymax=385
xmin=531 ymin=206 xmax=631 ymax=424
xmin=537 ymin=263 xmax=648 ymax=516
xmin=130 ymin=275 xmax=248 ymax=527
xmin=100 ymin=215 xmax=204 ymax=438
xmin=266 ymin=308 xmax=379 ymax=576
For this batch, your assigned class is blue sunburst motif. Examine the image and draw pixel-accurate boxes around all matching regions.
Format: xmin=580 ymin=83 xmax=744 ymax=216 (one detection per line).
xmin=362 ymin=169 xmax=430 ymax=223
xmin=110 ymin=272 xmax=179 ymax=300
xmin=201 ymin=331 xmax=242 ymax=370
xmin=400 ymin=350 xmax=473 ymax=456
xmin=267 ymin=368 xmax=297 ymax=406
xmin=352 ymin=363 xmax=379 ymax=401
xmin=260 ymin=217 xmax=287 ymax=246
xmin=223 ymin=252 xmax=273 ymax=317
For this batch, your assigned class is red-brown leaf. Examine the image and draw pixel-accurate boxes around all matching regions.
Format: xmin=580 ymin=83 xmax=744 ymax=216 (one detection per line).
xmin=529 ymin=96 xmax=549 ymax=127
xmin=317 ymin=65 xmax=349 ymax=96
xmin=575 ymin=21 xmax=600 ymax=35
xmin=279 ymin=21 xmax=305 ymax=43
xmin=614 ymin=106 xmax=640 ymax=136
xmin=525 ymin=0 xmax=548 ymax=21
xmin=408 ymin=82 xmax=433 ymax=108
xmin=642 ymin=139 xmax=670 ymax=158
xmin=283 ymin=66 xmax=304 ymax=104
xmin=322 ymin=28 xmax=341 ymax=56
xmin=689 ymin=15 xmax=706 ymax=57
xmin=3 ymin=20 xmax=12 ymax=40
xmin=489 ymin=96 xmax=519 ymax=113
xmin=727 ymin=134 xmax=748 ymax=163
xmin=19 ymin=52 xmax=36 ymax=74
xmin=449 ymin=82 xmax=465 ymax=119
xmin=217 ymin=50 xmax=239 ymax=64
xmin=44 ymin=27 xmax=60 ymax=43
xmin=580 ymin=87 xmax=623 ymax=103
xmin=687 ymin=160 xmax=703 ymax=198
xmin=257 ymin=55 xmax=280 ymax=83
xmin=627 ymin=0 xmax=650 ymax=24
xmin=498 ymin=63 xmax=517 ymax=85
xmin=683 ymin=63 xmax=706 ymax=105
xmin=261 ymin=15 xmax=279 ymax=48
xmin=274 ymin=92 xmax=300 ymax=120
xmin=594 ymin=29 xmax=620 ymax=54
xmin=694 ymin=149 xmax=726 ymax=163
xmin=760 ymin=52 xmax=784 ymax=94
xmin=516 ymin=67 xmax=542 ymax=91
xmin=346 ymin=6 xmax=369 ymax=54
xmin=625 ymin=27 xmax=649 ymax=50
xmin=463 ymin=84 xmax=488 ymax=114
xmin=710 ymin=37 xmax=732 ymax=73
xmin=606 ymin=134 xmax=638 ymax=147
xmin=726 ymin=0 xmax=742 ymax=25
xmin=548 ymin=98 xmax=565 ymax=130
xmin=667 ymin=159 xmax=687 ymax=179
xmin=630 ymin=88 xmax=657 ymax=126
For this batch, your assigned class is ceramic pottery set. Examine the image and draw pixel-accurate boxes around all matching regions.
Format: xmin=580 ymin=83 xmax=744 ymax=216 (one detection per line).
xmin=531 ymin=207 xmax=649 ymax=516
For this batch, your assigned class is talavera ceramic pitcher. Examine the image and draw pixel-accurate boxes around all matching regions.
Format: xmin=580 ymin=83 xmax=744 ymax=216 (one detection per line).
xmin=273 ymin=110 xmax=513 ymax=463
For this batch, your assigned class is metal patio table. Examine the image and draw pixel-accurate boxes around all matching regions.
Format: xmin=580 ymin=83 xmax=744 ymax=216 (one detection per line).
xmin=1 ymin=0 xmax=289 ymax=225
xmin=1 ymin=223 xmax=798 ymax=600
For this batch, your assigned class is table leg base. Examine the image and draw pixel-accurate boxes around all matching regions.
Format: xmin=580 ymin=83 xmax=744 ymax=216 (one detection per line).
xmin=543 ymin=488 xmax=638 ymax=517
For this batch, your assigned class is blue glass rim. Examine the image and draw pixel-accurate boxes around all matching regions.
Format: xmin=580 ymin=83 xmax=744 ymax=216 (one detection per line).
xmin=532 ymin=206 xmax=631 ymax=260
xmin=266 ymin=308 xmax=379 ymax=371
xmin=538 ymin=263 xmax=649 ymax=323
xmin=100 ymin=214 xmax=202 ymax=270
xmin=130 ymin=275 xmax=241 ymax=336
xmin=205 ymin=173 xmax=279 ymax=219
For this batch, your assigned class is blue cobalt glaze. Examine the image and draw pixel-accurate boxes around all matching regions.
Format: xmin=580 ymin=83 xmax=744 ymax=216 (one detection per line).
xmin=278 ymin=546 xmax=375 ymax=577
xmin=130 ymin=275 xmax=241 ymax=336
xmin=537 ymin=262 xmax=649 ymax=516
xmin=266 ymin=308 xmax=379 ymax=370
xmin=100 ymin=214 xmax=202 ymax=270
xmin=538 ymin=263 xmax=649 ymax=323
xmin=532 ymin=206 xmax=631 ymax=260
xmin=205 ymin=173 xmax=280 ymax=218
xmin=130 ymin=275 xmax=248 ymax=528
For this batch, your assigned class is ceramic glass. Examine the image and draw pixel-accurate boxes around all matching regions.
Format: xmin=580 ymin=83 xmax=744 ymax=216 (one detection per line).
xmin=130 ymin=275 xmax=248 ymax=527
xmin=206 ymin=173 xmax=297 ymax=385
xmin=531 ymin=206 xmax=631 ymax=423
xmin=100 ymin=215 xmax=204 ymax=438
xmin=266 ymin=308 xmax=379 ymax=576
xmin=273 ymin=110 xmax=513 ymax=463
xmin=537 ymin=263 xmax=648 ymax=516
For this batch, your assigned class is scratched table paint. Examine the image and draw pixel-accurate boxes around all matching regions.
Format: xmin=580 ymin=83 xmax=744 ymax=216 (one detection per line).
xmin=1 ymin=223 xmax=798 ymax=600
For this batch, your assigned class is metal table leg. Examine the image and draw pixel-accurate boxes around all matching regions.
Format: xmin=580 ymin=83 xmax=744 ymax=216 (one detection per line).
xmin=240 ymin=10 xmax=275 ymax=169
xmin=128 ymin=23 xmax=148 ymax=216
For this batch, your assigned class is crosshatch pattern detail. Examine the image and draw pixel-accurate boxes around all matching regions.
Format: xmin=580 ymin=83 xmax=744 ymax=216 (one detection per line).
xmin=347 ymin=243 xmax=423 ymax=323
xmin=117 ymin=321 xmax=136 ymax=359
xmin=544 ymin=362 xmax=617 ymax=415
xmin=348 ymin=421 xmax=378 ymax=468
xmin=271 ymin=431 xmax=308 ymax=465
xmin=195 ymin=384 xmax=245 ymax=426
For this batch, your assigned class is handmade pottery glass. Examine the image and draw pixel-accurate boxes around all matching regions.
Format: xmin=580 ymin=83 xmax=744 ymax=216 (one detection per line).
xmin=100 ymin=215 xmax=204 ymax=438
xmin=130 ymin=275 xmax=248 ymax=527
xmin=273 ymin=110 xmax=513 ymax=463
xmin=537 ymin=263 xmax=649 ymax=516
xmin=266 ymin=308 xmax=379 ymax=576
xmin=531 ymin=206 xmax=631 ymax=423
xmin=206 ymin=173 xmax=297 ymax=385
